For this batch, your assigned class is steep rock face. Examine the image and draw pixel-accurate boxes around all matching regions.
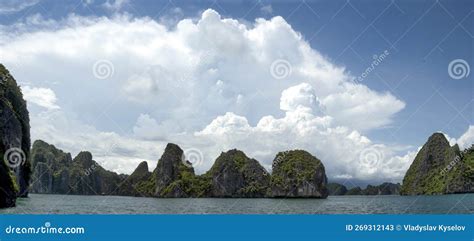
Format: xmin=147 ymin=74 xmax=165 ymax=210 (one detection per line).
xmin=30 ymin=141 xmax=128 ymax=195
xmin=0 ymin=64 xmax=31 ymax=208
xmin=153 ymin=143 xmax=200 ymax=197
xmin=445 ymin=146 xmax=474 ymax=194
xmin=30 ymin=140 xmax=73 ymax=193
xmin=270 ymin=150 xmax=328 ymax=198
xmin=400 ymin=133 xmax=473 ymax=195
xmin=117 ymin=161 xmax=152 ymax=196
xmin=129 ymin=161 xmax=151 ymax=183
xmin=326 ymin=183 xmax=348 ymax=195
xmin=207 ymin=149 xmax=270 ymax=197
xmin=67 ymin=151 xmax=124 ymax=195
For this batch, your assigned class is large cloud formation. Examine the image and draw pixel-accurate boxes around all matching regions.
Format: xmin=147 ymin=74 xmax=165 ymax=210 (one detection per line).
xmin=0 ymin=9 xmax=469 ymax=182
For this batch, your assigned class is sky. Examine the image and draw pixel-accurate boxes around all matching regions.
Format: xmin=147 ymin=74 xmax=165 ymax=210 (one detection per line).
xmin=0 ymin=0 xmax=472 ymax=186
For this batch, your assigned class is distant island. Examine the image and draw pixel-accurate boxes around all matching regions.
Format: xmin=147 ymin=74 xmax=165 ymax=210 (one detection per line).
xmin=1 ymin=64 xmax=473 ymax=209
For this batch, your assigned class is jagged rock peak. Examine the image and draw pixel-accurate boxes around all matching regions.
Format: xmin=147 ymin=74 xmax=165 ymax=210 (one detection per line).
xmin=133 ymin=161 xmax=149 ymax=174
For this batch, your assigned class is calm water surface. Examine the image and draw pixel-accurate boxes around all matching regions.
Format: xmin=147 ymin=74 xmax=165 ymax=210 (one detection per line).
xmin=1 ymin=194 xmax=473 ymax=214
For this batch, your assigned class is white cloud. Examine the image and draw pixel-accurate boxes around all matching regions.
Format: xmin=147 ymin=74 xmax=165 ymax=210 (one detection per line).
xmin=0 ymin=9 xmax=417 ymax=181
xmin=457 ymin=125 xmax=474 ymax=150
xmin=280 ymin=82 xmax=323 ymax=113
xmin=30 ymin=108 xmax=162 ymax=174
xmin=0 ymin=0 xmax=39 ymax=14
xmin=22 ymin=86 xmax=60 ymax=110
xmin=102 ymin=0 xmax=129 ymax=11
xmin=195 ymin=83 xmax=411 ymax=181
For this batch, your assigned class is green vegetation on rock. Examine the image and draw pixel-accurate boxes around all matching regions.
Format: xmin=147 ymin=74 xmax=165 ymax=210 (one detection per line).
xmin=400 ymin=133 xmax=473 ymax=195
xmin=207 ymin=149 xmax=270 ymax=197
xmin=270 ymin=150 xmax=328 ymax=198
xmin=0 ymin=64 xmax=31 ymax=208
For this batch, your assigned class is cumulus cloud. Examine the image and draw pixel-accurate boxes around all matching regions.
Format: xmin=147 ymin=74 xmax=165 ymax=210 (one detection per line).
xmin=0 ymin=9 xmax=418 ymax=181
xmin=457 ymin=125 xmax=474 ymax=150
xmin=22 ymin=86 xmax=60 ymax=110
xmin=195 ymin=83 xmax=411 ymax=181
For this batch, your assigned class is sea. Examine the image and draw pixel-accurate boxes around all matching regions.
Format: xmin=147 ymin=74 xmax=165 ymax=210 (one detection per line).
xmin=1 ymin=194 xmax=473 ymax=214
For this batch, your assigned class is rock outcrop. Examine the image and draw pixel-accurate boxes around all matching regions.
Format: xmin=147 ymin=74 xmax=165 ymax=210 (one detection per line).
xmin=400 ymin=133 xmax=473 ymax=195
xmin=270 ymin=150 xmax=328 ymax=198
xmin=153 ymin=143 xmax=204 ymax=197
xmin=30 ymin=140 xmax=73 ymax=194
xmin=363 ymin=182 xmax=401 ymax=195
xmin=0 ymin=64 xmax=31 ymax=208
xmin=118 ymin=161 xmax=152 ymax=196
xmin=67 ymin=151 xmax=125 ymax=195
xmin=327 ymin=182 xmax=401 ymax=196
xmin=30 ymin=140 xmax=130 ymax=195
xmin=207 ymin=149 xmax=270 ymax=197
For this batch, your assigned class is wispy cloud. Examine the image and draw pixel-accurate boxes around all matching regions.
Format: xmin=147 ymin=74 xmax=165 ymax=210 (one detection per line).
xmin=102 ymin=0 xmax=129 ymax=12
xmin=0 ymin=0 xmax=40 ymax=14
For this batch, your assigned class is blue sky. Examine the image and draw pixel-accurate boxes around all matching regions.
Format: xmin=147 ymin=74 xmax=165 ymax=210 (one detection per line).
xmin=0 ymin=0 xmax=472 ymax=184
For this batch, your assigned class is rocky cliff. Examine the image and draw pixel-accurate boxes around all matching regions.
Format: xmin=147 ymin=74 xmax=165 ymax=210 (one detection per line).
xmin=207 ymin=149 xmax=269 ymax=197
xmin=30 ymin=140 xmax=130 ymax=195
xmin=30 ymin=141 xmax=331 ymax=199
xmin=0 ymin=64 xmax=31 ymax=208
xmin=117 ymin=161 xmax=152 ymax=196
xmin=152 ymin=143 xmax=208 ymax=197
xmin=400 ymin=133 xmax=473 ymax=195
xmin=363 ymin=183 xmax=401 ymax=195
xmin=269 ymin=150 xmax=328 ymax=198
xmin=30 ymin=140 xmax=73 ymax=194
xmin=327 ymin=182 xmax=400 ymax=196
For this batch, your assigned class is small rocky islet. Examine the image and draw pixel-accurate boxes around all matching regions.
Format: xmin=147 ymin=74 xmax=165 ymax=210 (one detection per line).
xmin=1 ymin=63 xmax=473 ymax=209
